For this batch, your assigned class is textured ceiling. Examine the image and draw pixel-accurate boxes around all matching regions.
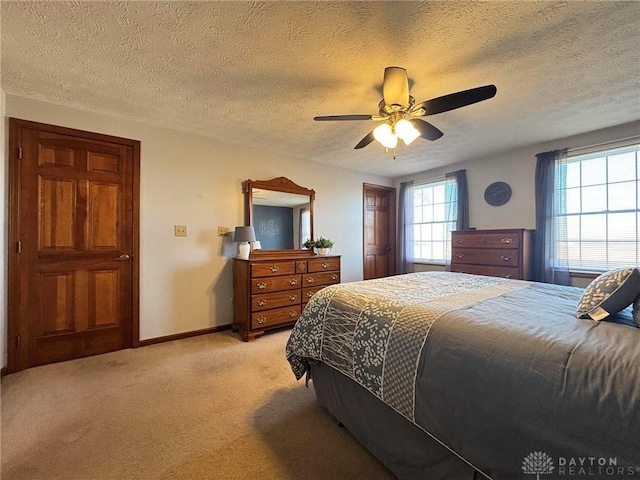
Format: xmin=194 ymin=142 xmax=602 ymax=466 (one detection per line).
xmin=1 ymin=1 xmax=639 ymax=177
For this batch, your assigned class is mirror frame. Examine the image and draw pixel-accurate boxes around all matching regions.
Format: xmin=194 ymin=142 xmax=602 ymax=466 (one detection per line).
xmin=244 ymin=176 xmax=315 ymax=256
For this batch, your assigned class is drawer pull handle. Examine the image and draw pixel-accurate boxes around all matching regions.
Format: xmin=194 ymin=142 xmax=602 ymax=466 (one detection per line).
xmin=257 ymin=316 xmax=267 ymax=324
xmin=456 ymin=239 xmax=465 ymax=244
xmin=501 ymin=274 xmax=513 ymax=279
xmin=307 ymin=292 xmax=314 ymax=298
xmin=289 ymin=295 xmax=298 ymax=301
xmin=500 ymin=256 xmax=511 ymax=261
xmin=322 ymin=263 xmax=329 ymax=269
xmin=456 ymin=254 xmax=464 ymax=259
xmin=331 ymin=274 xmax=338 ymax=280
xmin=307 ymin=277 xmax=315 ymax=283
xmin=257 ymin=282 xmax=267 ymax=290
xmin=289 ymin=279 xmax=298 ymax=286
xmin=270 ymin=265 xmax=280 ymax=273
xmin=257 ymin=299 xmax=267 ymax=306
xmin=289 ymin=311 xmax=298 ymax=318
xmin=501 ymin=238 xmax=513 ymax=244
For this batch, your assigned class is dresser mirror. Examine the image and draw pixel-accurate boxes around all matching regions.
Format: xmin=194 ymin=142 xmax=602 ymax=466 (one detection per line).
xmin=245 ymin=177 xmax=315 ymax=251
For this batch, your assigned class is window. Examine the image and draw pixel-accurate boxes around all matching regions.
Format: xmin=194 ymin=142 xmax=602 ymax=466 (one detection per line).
xmin=556 ymin=144 xmax=639 ymax=271
xmin=299 ymin=208 xmax=311 ymax=246
xmin=411 ymin=179 xmax=458 ymax=262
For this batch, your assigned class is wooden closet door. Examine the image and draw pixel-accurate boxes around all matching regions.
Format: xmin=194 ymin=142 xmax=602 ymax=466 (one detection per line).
xmin=8 ymin=119 xmax=140 ymax=372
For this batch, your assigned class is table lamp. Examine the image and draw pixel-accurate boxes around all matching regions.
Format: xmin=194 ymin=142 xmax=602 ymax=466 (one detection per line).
xmin=234 ymin=226 xmax=256 ymax=260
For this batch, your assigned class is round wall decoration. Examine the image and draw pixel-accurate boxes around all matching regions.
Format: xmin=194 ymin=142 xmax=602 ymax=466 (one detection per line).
xmin=484 ymin=181 xmax=512 ymax=206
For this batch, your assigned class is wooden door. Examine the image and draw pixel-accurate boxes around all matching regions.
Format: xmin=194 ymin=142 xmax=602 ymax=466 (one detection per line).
xmin=363 ymin=184 xmax=396 ymax=280
xmin=8 ymin=119 xmax=140 ymax=372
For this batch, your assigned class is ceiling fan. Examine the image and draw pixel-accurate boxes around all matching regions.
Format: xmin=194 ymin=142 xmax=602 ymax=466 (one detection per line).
xmin=314 ymin=66 xmax=497 ymax=155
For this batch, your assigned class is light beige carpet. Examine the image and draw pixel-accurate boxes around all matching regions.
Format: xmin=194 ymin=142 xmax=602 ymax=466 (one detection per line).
xmin=1 ymin=330 xmax=394 ymax=480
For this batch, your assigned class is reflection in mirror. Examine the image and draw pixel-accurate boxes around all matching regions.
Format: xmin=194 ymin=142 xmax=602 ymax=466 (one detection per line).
xmin=252 ymin=189 xmax=312 ymax=249
xmin=245 ymin=177 xmax=315 ymax=251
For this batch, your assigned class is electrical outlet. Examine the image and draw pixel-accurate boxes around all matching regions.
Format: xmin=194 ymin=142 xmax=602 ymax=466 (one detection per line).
xmin=218 ymin=226 xmax=230 ymax=236
xmin=174 ymin=225 xmax=188 ymax=237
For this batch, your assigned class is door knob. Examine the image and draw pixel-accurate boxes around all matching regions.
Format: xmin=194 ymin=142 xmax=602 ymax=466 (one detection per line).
xmin=115 ymin=254 xmax=131 ymax=261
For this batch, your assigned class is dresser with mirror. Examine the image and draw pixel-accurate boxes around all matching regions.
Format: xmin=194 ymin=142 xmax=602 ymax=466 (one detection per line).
xmin=232 ymin=177 xmax=341 ymax=341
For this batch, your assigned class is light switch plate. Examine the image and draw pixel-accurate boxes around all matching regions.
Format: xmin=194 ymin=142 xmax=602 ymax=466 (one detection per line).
xmin=174 ymin=225 xmax=188 ymax=237
xmin=218 ymin=226 xmax=230 ymax=236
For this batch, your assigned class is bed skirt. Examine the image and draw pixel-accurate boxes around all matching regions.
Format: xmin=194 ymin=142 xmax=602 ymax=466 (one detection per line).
xmin=310 ymin=361 xmax=477 ymax=480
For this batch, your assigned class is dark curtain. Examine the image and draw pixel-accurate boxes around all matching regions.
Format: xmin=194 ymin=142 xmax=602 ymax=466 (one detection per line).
xmin=446 ymin=169 xmax=469 ymax=231
xmin=444 ymin=170 xmax=469 ymax=271
xmin=397 ymin=181 xmax=414 ymax=274
xmin=533 ymin=149 xmax=570 ymax=285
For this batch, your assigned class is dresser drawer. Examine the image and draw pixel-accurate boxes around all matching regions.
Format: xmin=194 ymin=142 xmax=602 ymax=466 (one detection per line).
xmin=451 ymin=248 xmax=519 ymax=267
xmin=302 ymin=286 xmax=327 ymax=304
xmin=233 ymin=254 xmax=341 ymax=341
xmin=302 ymin=271 xmax=340 ymax=287
xmin=251 ymin=261 xmax=296 ymax=277
xmin=251 ymin=305 xmax=301 ymax=329
xmin=453 ymin=232 xmax=520 ymax=249
xmin=251 ymin=275 xmax=301 ymax=294
xmin=451 ymin=263 xmax=519 ymax=279
xmin=308 ymin=257 xmax=340 ymax=273
xmin=251 ymin=290 xmax=302 ymax=311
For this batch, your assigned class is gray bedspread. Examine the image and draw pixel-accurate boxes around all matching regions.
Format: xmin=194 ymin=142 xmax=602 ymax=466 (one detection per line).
xmin=286 ymin=272 xmax=640 ymax=480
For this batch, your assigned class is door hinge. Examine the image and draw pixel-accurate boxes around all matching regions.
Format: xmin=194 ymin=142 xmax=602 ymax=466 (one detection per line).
xmin=18 ymin=146 xmax=23 ymax=160
xmin=17 ymin=241 xmax=22 ymax=254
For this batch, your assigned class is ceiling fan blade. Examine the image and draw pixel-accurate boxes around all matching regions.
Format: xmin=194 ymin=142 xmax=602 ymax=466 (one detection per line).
xmin=314 ymin=115 xmax=373 ymax=121
xmin=354 ymin=131 xmax=375 ymax=149
xmin=382 ymin=67 xmax=410 ymax=109
xmin=410 ymin=119 xmax=444 ymax=141
xmin=416 ymin=85 xmax=497 ymax=116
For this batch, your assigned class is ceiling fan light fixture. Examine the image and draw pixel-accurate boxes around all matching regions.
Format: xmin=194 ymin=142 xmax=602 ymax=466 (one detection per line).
xmin=313 ymin=67 xmax=497 ymax=152
xmin=395 ymin=119 xmax=420 ymax=145
xmin=373 ymin=123 xmax=398 ymax=149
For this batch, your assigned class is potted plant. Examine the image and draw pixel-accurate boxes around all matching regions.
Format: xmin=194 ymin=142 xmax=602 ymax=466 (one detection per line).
xmin=302 ymin=239 xmax=315 ymax=250
xmin=314 ymin=237 xmax=334 ymax=256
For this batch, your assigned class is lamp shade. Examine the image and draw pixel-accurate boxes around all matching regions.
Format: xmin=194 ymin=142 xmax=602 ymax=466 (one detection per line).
xmin=373 ymin=123 xmax=398 ymax=149
xmin=233 ymin=226 xmax=256 ymax=243
xmin=396 ymin=119 xmax=420 ymax=145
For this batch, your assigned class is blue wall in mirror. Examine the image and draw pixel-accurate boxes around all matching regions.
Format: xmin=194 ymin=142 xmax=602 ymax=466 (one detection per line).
xmin=253 ymin=205 xmax=294 ymax=249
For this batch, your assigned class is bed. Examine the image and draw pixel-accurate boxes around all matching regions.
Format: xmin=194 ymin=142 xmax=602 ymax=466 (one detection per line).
xmin=285 ymin=272 xmax=640 ymax=480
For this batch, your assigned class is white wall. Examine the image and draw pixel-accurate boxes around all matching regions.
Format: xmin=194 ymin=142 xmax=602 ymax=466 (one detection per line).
xmin=1 ymin=89 xmax=6 ymax=368
xmin=4 ymin=95 xmax=392 ymax=353
xmin=398 ymin=120 xmax=640 ymax=282
xmin=396 ymin=120 xmax=640 ymax=230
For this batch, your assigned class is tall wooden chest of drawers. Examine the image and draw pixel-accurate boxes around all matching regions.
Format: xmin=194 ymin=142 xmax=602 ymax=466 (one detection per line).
xmin=233 ymin=251 xmax=341 ymax=341
xmin=450 ymin=229 xmax=533 ymax=280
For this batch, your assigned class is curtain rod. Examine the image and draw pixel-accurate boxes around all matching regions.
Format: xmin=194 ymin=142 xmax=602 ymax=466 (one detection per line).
xmin=568 ymin=135 xmax=640 ymax=154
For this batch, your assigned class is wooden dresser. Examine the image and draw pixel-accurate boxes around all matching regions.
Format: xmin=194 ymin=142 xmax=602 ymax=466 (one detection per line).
xmin=233 ymin=251 xmax=341 ymax=341
xmin=450 ymin=229 xmax=533 ymax=280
